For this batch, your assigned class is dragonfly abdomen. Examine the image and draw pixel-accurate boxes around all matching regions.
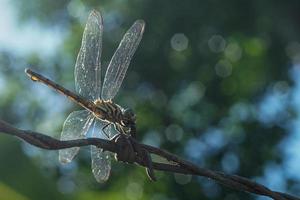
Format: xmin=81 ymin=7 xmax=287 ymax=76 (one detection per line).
xmin=25 ymin=68 xmax=95 ymax=113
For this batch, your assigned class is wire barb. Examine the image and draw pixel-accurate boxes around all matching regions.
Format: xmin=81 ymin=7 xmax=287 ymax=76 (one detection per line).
xmin=0 ymin=119 xmax=298 ymax=200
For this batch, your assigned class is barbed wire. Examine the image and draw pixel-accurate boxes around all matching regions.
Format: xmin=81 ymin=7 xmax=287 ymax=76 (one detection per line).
xmin=0 ymin=119 xmax=298 ymax=200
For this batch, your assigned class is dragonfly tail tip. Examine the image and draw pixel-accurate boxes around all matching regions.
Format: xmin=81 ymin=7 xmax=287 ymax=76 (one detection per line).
xmin=24 ymin=68 xmax=32 ymax=74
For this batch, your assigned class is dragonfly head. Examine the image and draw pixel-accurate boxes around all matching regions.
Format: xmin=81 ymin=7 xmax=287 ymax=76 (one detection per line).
xmin=122 ymin=108 xmax=136 ymax=126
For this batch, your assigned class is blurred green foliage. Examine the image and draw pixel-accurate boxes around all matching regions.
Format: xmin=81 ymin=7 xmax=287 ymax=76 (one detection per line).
xmin=0 ymin=0 xmax=300 ymax=199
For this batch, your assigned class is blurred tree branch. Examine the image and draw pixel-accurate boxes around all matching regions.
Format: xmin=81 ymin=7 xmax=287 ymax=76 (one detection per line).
xmin=0 ymin=119 xmax=298 ymax=200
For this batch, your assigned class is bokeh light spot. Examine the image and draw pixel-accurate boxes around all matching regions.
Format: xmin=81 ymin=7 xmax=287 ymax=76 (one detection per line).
xmin=244 ymin=38 xmax=266 ymax=57
xmin=221 ymin=152 xmax=240 ymax=174
xmin=286 ymin=41 xmax=300 ymax=64
xmin=165 ymin=124 xmax=183 ymax=142
xmin=224 ymin=42 xmax=242 ymax=62
xmin=67 ymin=0 xmax=86 ymax=19
xmin=170 ymin=33 xmax=189 ymax=51
xmin=142 ymin=131 xmax=162 ymax=148
xmin=199 ymin=178 xmax=222 ymax=198
xmin=208 ymin=34 xmax=226 ymax=53
xmin=215 ymin=59 xmax=232 ymax=77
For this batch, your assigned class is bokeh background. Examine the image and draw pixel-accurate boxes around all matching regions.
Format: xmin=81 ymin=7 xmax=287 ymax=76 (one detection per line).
xmin=0 ymin=0 xmax=300 ymax=199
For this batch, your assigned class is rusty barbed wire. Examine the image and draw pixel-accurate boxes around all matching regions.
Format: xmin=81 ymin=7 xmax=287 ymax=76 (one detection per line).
xmin=0 ymin=119 xmax=298 ymax=200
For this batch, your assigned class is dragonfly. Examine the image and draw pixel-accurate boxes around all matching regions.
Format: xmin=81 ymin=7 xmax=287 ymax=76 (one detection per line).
xmin=25 ymin=10 xmax=145 ymax=182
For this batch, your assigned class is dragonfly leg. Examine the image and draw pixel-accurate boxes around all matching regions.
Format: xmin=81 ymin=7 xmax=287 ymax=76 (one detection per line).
xmin=128 ymin=137 xmax=156 ymax=181
xmin=113 ymin=133 xmax=135 ymax=164
xmin=115 ymin=123 xmax=127 ymax=135
xmin=102 ymin=123 xmax=111 ymax=139
xmin=110 ymin=132 xmax=122 ymax=141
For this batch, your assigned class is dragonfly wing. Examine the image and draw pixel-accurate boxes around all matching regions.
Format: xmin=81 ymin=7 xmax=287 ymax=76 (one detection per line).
xmin=90 ymin=120 xmax=114 ymax=182
xmin=101 ymin=20 xmax=145 ymax=100
xmin=59 ymin=110 xmax=94 ymax=164
xmin=75 ymin=10 xmax=103 ymax=100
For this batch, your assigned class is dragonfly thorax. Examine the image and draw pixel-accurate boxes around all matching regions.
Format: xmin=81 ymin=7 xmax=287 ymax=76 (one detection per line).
xmin=93 ymin=99 xmax=136 ymax=136
xmin=93 ymin=99 xmax=122 ymax=123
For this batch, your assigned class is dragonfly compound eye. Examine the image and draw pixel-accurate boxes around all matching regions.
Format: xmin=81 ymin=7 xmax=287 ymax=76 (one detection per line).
xmin=123 ymin=108 xmax=136 ymax=122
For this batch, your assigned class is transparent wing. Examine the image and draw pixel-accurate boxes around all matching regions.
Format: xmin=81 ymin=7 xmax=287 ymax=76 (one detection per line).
xmin=59 ymin=110 xmax=94 ymax=164
xmin=75 ymin=10 xmax=103 ymax=100
xmin=101 ymin=20 xmax=145 ymax=100
xmin=90 ymin=120 xmax=114 ymax=182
